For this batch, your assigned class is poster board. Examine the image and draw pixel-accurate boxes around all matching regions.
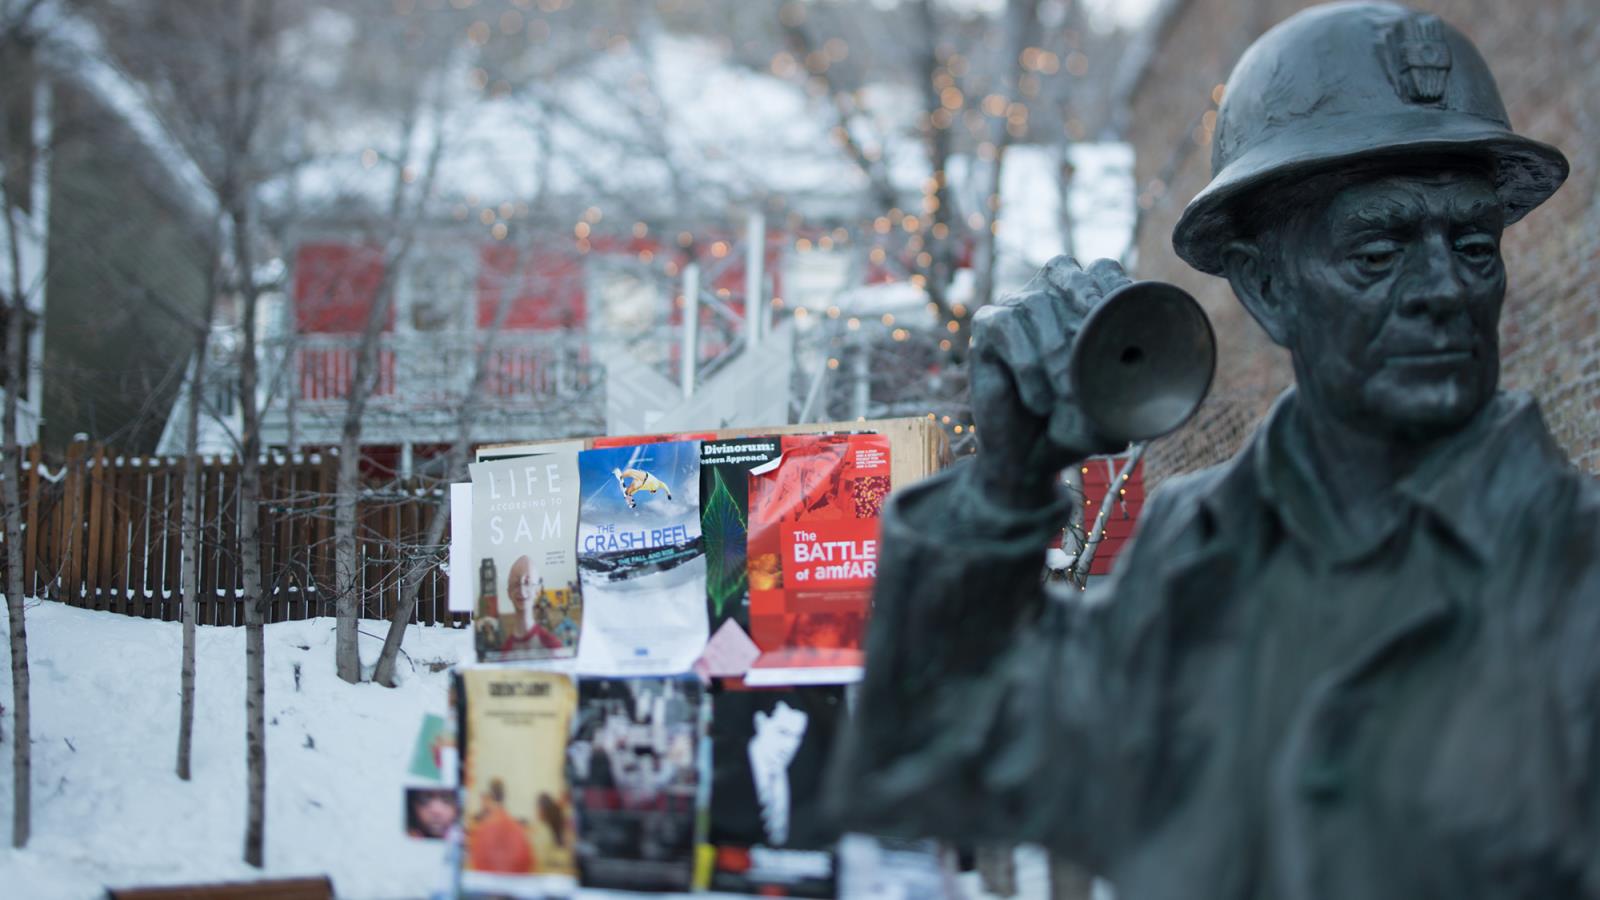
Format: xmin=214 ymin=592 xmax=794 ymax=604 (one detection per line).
xmin=475 ymin=417 xmax=949 ymax=496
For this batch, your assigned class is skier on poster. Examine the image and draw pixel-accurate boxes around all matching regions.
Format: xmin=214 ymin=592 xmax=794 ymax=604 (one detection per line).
xmin=612 ymin=465 xmax=673 ymax=509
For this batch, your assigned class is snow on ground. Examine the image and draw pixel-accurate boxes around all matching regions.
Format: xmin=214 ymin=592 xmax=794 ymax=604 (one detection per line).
xmin=0 ymin=599 xmax=469 ymax=899
xmin=0 ymin=601 xmax=1115 ymax=899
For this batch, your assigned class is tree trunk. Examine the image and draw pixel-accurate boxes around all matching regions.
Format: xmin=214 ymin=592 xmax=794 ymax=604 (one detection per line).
xmin=3 ymin=185 xmax=32 ymax=850
xmin=177 ymin=223 xmax=222 ymax=781
xmin=331 ymin=267 xmax=394 ymax=684
xmin=230 ymin=190 xmax=267 ymax=867
xmin=241 ymin=454 xmax=266 ymax=868
xmin=333 ymin=443 xmax=362 ymax=683
xmin=970 ymin=0 xmax=1037 ymax=314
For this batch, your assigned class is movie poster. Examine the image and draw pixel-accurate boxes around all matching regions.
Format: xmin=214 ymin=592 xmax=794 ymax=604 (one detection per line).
xmin=468 ymin=445 xmax=583 ymax=664
xmin=746 ymin=434 xmax=890 ymax=681
xmin=457 ymin=669 xmax=578 ymax=897
xmin=700 ymin=437 xmax=782 ymax=639
xmin=575 ymin=440 xmax=709 ymax=676
xmin=709 ymin=686 xmax=845 ymax=897
xmin=568 ymin=676 xmax=709 ymax=891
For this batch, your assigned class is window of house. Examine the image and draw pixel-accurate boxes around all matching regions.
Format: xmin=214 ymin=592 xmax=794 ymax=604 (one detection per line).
xmin=587 ymin=260 xmax=664 ymax=339
xmin=407 ymin=249 xmax=473 ymax=332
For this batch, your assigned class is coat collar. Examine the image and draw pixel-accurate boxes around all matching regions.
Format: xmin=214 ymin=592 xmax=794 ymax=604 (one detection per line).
xmin=1226 ymin=388 xmax=1562 ymax=568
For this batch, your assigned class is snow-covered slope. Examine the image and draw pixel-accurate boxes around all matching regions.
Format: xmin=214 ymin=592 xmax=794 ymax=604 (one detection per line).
xmin=0 ymin=600 xmax=468 ymax=899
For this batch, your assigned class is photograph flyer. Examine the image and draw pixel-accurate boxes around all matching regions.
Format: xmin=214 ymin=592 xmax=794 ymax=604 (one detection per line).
xmin=405 ymin=787 xmax=460 ymax=841
xmin=468 ymin=445 xmax=583 ymax=664
xmin=568 ymin=675 xmax=710 ymax=891
xmin=708 ymin=685 xmax=845 ymax=898
xmin=575 ymin=440 xmax=709 ymax=676
xmin=456 ymin=668 xmax=578 ymax=897
xmin=746 ymin=434 xmax=890 ymax=679
xmin=407 ymin=712 xmax=453 ymax=783
xmin=700 ymin=437 xmax=782 ymax=640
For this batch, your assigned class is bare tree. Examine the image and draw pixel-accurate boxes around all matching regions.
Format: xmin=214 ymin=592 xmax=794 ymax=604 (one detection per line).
xmin=90 ymin=0 xmax=297 ymax=864
xmin=0 ymin=0 xmax=47 ymax=847
xmin=1 ymin=171 xmax=31 ymax=853
xmin=329 ymin=107 xmax=449 ymax=684
xmin=175 ymin=219 xmax=223 ymax=781
xmin=369 ymin=236 xmax=521 ymax=687
xmin=321 ymin=7 xmax=470 ymax=684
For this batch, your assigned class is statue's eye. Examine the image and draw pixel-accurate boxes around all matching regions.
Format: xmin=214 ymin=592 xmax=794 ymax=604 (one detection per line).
xmin=1351 ymin=243 xmax=1400 ymax=273
xmin=1454 ymin=235 xmax=1497 ymax=263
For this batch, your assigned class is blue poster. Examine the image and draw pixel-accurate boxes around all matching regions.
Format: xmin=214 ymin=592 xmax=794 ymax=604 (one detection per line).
xmin=575 ymin=441 xmax=708 ymax=675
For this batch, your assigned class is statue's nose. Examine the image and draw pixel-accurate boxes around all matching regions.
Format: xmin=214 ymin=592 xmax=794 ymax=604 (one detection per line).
xmin=1396 ymin=236 xmax=1469 ymax=321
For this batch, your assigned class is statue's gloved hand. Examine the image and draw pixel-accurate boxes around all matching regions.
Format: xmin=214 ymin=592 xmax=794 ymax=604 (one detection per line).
xmin=970 ymin=255 xmax=1130 ymax=507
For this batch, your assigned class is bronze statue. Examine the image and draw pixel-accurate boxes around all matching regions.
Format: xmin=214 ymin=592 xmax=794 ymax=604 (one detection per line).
xmin=830 ymin=4 xmax=1594 ymax=898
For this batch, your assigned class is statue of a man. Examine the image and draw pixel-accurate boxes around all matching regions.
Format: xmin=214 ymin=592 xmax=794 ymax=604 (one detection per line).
xmin=829 ymin=4 xmax=1593 ymax=898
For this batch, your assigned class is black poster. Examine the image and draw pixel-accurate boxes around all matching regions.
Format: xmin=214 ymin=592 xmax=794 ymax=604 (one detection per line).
xmin=709 ymin=685 xmax=844 ymax=897
xmin=700 ymin=437 xmax=781 ymax=636
xmin=568 ymin=676 xmax=708 ymax=892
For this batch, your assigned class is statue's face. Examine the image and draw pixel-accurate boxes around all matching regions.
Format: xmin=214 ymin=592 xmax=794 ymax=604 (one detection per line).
xmin=1277 ymin=170 xmax=1506 ymax=438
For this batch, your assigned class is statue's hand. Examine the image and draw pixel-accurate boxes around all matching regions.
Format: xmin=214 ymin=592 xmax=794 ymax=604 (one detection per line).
xmin=969 ymin=256 xmax=1130 ymax=507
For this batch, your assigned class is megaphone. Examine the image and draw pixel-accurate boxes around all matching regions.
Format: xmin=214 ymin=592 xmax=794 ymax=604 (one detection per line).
xmin=1068 ymin=280 xmax=1217 ymax=444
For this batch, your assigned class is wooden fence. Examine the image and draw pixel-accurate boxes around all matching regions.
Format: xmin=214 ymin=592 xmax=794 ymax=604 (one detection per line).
xmin=8 ymin=442 xmax=465 ymax=627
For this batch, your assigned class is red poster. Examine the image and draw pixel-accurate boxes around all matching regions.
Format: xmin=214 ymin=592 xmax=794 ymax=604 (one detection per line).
xmin=746 ymin=434 xmax=890 ymax=680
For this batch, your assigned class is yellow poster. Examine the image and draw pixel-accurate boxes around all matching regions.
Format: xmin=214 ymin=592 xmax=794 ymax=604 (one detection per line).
xmin=459 ymin=668 xmax=577 ymax=896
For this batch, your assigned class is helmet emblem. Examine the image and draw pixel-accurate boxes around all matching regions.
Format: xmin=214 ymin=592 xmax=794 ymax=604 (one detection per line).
xmin=1390 ymin=13 xmax=1452 ymax=104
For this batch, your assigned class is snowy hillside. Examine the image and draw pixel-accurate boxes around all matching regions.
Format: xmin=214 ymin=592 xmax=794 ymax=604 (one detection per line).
xmin=0 ymin=601 xmax=468 ymax=899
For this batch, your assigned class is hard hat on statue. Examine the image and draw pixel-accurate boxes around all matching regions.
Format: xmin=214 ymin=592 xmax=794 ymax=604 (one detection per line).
xmin=1171 ymin=1 xmax=1569 ymax=275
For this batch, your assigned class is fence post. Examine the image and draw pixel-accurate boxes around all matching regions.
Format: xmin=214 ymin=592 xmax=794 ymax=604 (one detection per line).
xmin=62 ymin=437 xmax=86 ymax=605
xmin=163 ymin=458 xmax=185 ymax=622
xmin=22 ymin=444 xmax=40 ymax=594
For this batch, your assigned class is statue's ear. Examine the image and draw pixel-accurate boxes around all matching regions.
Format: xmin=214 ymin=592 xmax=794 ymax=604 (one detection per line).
xmin=1222 ymin=239 xmax=1291 ymax=347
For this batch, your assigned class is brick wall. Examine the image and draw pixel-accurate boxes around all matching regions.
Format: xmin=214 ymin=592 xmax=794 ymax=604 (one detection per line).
xmin=1121 ymin=0 xmax=1600 ymax=485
